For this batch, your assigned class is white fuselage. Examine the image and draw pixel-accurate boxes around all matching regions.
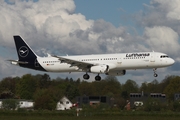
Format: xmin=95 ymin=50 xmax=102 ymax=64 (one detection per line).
xmin=11 ymin=35 xmax=175 ymax=80
xmin=36 ymin=52 xmax=174 ymax=73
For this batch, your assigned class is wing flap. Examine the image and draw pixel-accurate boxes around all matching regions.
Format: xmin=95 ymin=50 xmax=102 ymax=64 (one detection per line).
xmin=51 ymin=55 xmax=95 ymax=70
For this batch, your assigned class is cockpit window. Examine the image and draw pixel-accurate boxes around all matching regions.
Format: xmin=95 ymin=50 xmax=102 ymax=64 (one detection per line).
xmin=160 ymin=55 xmax=169 ymax=58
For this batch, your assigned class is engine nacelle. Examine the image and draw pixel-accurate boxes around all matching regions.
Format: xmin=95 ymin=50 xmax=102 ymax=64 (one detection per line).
xmin=90 ymin=65 xmax=109 ymax=73
xmin=106 ymin=70 xmax=126 ymax=76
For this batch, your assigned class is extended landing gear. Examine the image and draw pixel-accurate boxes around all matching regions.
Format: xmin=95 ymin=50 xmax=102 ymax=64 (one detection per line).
xmin=154 ymin=73 xmax=158 ymax=77
xmin=83 ymin=73 xmax=90 ymax=80
xmin=95 ymin=74 xmax=101 ymax=81
xmin=83 ymin=73 xmax=101 ymax=81
xmin=153 ymin=68 xmax=158 ymax=77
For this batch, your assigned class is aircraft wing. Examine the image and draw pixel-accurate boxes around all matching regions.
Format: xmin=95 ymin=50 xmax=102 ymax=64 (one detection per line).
xmin=52 ymin=55 xmax=98 ymax=70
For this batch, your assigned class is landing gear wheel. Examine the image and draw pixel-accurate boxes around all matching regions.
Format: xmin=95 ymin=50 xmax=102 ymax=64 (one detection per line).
xmin=83 ymin=74 xmax=90 ymax=80
xmin=95 ymin=75 xmax=101 ymax=81
xmin=153 ymin=68 xmax=158 ymax=77
xmin=154 ymin=73 xmax=158 ymax=77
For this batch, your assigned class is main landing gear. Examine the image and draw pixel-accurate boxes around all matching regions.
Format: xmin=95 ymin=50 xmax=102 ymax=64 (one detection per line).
xmin=83 ymin=73 xmax=101 ymax=81
xmin=83 ymin=73 xmax=90 ymax=80
xmin=95 ymin=74 xmax=101 ymax=81
xmin=153 ymin=68 xmax=158 ymax=77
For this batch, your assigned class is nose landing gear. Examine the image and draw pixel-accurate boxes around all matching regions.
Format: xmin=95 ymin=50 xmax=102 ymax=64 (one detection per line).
xmin=154 ymin=73 xmax=158 ymax=77
xmin=153 ymin=68 xmax=158 ymax=77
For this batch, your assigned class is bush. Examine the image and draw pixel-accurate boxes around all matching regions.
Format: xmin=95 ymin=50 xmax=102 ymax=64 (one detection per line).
xmin=173 ymin=100 xmax=180 ymax=111
xmin=2 ymin=99 xmax=19 ymax=110
xmin=143 ymin=98 xmax=162 ymax=111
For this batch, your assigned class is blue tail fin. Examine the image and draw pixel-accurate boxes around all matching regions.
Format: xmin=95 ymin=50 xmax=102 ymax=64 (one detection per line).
xmin=13 ymin=36 xmax=46 ymax=71
xmin=13 ymin=36 xmax=38 ymax=62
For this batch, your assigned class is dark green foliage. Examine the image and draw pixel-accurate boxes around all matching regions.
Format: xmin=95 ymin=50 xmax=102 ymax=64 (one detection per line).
xmin=164 ymin=76 xmax=180 ymax=101
xmin=0 ymin=77 xmax=20 ymax=99
xmin=1 ymin=74 xmax=180 ymax=111
xmin=173 ymin=100 xmax=180 ymax=111
xmin=33 ymin=88 xmax=58 ymax=110
xmin=143 ymin=98 xmax=162 ymax=111
xmin=16 ymin=74 xmax=37 ymax=99
xmin=0 ymin=90 xmax=14 ymax=99
xmin=78 ymin=76 xmax=121 ymax=97
xmin=121 ymin=79 xmax=138 ymax=99
xmin=35 ymin=74 xmax=51 ymax=89
xmin=2 ymin=99 xmax=19 ymax=110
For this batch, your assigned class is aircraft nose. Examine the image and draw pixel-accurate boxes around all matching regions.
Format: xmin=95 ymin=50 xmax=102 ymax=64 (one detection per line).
xmin=169 ymin=58 xmax=175 ymax=65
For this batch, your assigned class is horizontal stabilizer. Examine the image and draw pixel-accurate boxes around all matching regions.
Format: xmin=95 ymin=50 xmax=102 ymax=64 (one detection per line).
xmin=7 ymin=60 xmax=28 ymax=64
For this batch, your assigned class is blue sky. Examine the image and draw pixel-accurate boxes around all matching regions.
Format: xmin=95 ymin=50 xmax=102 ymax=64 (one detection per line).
xmin=0 ymin=0 xmax=179 ymax=84
xmin=74 ymin=0 xmax=150 ymax=27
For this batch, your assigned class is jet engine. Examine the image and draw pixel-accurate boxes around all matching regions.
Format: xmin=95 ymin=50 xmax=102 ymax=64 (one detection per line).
xmin=106 ymin=70 xmax=126 ymax=76
xmin=90 ymin=65 xmax=109 ymax=73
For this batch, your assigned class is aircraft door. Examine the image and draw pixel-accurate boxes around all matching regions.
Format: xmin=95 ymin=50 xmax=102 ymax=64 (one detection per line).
xmin=150 ymin=52 xmax=155 ymax=62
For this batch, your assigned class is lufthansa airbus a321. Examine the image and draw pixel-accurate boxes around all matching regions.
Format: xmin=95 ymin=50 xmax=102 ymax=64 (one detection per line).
xmin=8 ymin=36 xmax=175 ymax=81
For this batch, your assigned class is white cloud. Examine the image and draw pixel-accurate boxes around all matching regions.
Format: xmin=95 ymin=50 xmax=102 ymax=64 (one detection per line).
xmin=138 ymin=0 xmax=180 ymax=34
xmin=144 ymin=26 xmax=180 ymax=55
xmin=150 ymin=0 xmax=180 ymax=20
xmin=0 ymin=0 xmax=149 ymax=55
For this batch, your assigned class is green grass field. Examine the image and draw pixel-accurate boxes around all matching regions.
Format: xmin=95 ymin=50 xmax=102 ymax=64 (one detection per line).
xmin=0 ymin=115 xmax=180 ymax=120
xmin=0 ymin=110 xmax=180 ymax=120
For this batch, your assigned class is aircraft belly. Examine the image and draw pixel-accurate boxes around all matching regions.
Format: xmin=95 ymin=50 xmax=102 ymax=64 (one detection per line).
xmin=120 ymin=60 xmax=150 ymax=69
xmin=42 ymin=63 xmax=77 ymax=72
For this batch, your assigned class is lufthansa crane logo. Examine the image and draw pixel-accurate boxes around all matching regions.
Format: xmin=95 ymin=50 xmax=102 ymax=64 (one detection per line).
xmin=19 ymin=46 xmax=29 ymax=57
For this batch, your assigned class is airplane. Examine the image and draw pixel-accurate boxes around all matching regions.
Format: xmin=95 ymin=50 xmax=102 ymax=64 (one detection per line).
xmin=8 ymin=35 xmax=175 ymax=81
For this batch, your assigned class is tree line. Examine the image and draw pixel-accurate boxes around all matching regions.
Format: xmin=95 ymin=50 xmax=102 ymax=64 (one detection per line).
xmin=0 ymin=74 xmax=180 ymax=110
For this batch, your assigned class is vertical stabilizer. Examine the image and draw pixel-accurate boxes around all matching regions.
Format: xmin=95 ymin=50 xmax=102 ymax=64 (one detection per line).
xmin=13 ymin=36 xmax=45 ymax=71
xmin=13 ymin=36 xmax=38 ymax=62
